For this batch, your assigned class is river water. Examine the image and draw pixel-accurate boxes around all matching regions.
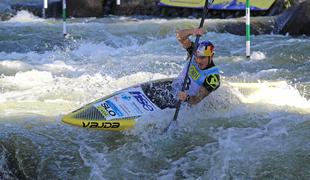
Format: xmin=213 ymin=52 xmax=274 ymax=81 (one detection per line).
xmin=0 ymin=11 xmax=309 ymax=180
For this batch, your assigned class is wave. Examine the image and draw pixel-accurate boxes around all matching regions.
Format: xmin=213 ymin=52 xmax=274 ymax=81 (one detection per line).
xmin=8 ymin=10 xmax=43 ymax=23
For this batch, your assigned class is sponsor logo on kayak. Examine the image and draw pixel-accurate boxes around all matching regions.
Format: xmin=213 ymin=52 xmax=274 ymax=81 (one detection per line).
xmin=82 ymin=122 xmax=120 ymax=128
xmin=129 ymin=91 xmax=155 ymax=111
xmin=96 ymin=100 xmax=124 ymax=118
xmin=105 ymin=100 xmax=124 ymax=117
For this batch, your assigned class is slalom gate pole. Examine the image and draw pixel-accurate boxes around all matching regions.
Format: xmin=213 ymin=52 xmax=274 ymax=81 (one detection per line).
xmin=246 ymin=0 xmax=251 ymax=58
xmin=43 ymin=0 xmax=48 ymax=18
xmin=63 ymin=0 xmax=67 ymax=37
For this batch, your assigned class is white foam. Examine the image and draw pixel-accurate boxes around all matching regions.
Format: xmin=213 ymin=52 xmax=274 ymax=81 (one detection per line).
xmin=39 ymin=61 xmax=76 ymax=73
xmin=13 ymin=70 xmax=53 ymax=88
xmin=250 ymin=51 xmax=266 ymax=60
xmin=253 ymin=68 xmax=279 ymax=78
xmin=79 ymin=145 xmax=110 ymax=180
xmin=0 ymin=51 xmax=48 ymax=64
xmin=8 ymin=10 xmax=43 ymax=23
xmin=71 ymin=42 xmax=118 ymax=59
xmin=0 ymin=60 xmax=32 ymax=74
xmin=0 ymin=60 xmax=30 ymax=69
xmin=0 ymin=50 xmax=77 ymax=75
xmin=0 ymin=70 xmax=171 ymax=116
xmin=230 ymin=81 xmax=310 ymax=112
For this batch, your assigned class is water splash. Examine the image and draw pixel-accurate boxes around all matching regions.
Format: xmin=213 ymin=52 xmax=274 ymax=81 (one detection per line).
xmin=8 ymin=10 xmax=43 ymax=23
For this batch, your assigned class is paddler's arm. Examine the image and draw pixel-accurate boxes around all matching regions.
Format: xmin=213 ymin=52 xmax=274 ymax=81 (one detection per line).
xmin=176 ymin=28 xmax=205 ymax=49
xmin=178 ymin=74 xmax=220 ymax=105
xmin=178 ymin=87 xmax=209 ymax=105
xmin=187 ymin=86 xmax=210 ymax=105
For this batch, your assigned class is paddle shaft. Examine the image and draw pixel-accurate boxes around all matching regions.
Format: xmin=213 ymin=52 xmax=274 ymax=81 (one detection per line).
xmin=172 ymin=0 xmax=211 ymax=122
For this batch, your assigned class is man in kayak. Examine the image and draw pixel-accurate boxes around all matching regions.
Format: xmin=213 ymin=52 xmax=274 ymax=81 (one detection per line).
xmin=175 ymin=27 xmax=220 ymax=105
xmin=142 ymin=28 xmax=220 ymax=109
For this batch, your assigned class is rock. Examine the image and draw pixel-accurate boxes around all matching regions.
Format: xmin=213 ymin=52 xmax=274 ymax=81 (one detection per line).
xmin=208 ymin=16 xmax=276 ymax=36
xmin=46 ymin=1 xmax=62 ymax=18
xmin=103 ymin=0 xmax=114 ymax=15
xmin=276 ymin=0 xmax=310 ymax=35
xmin=67 ymin=0 xmax=104 ymax=17
xmin=0 ymin=10 xmax=13 ymax=21
xmin=112 ymin=0 xmax=135 ymax=15
xmin=0 ymin=2 xmax=12 ymax=21
xmin=269 ymin=0 xmax=287 ymax=16
xmin=108 ymin=0 xmax=156 ymax=16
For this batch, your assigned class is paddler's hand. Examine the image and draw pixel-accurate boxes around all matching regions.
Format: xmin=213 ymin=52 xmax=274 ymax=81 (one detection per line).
xmin=178 ymin=91 xmax=189 ymax=102
xmin=192 ymin=28 xmax=205 ymax=36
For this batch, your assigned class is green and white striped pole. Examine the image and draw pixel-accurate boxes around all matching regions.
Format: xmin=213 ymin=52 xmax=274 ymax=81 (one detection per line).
xmin=62 ymin=0 xmax=67 ymax=37
xmin=246 ymin=0 xmax=250 ymax=58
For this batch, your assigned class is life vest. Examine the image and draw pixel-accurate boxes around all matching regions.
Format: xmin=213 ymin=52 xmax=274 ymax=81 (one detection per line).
xmin=174 ymin=60 xmax=220 ymax=96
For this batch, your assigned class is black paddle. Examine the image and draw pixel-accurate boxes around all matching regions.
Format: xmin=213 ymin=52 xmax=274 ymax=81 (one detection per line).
xmin=163 ymin=0 xmax=214 ymax=133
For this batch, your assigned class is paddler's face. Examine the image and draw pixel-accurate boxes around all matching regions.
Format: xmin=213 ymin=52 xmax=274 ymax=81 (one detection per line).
xmin=195 ymin=56 xmax=211 ymax=69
